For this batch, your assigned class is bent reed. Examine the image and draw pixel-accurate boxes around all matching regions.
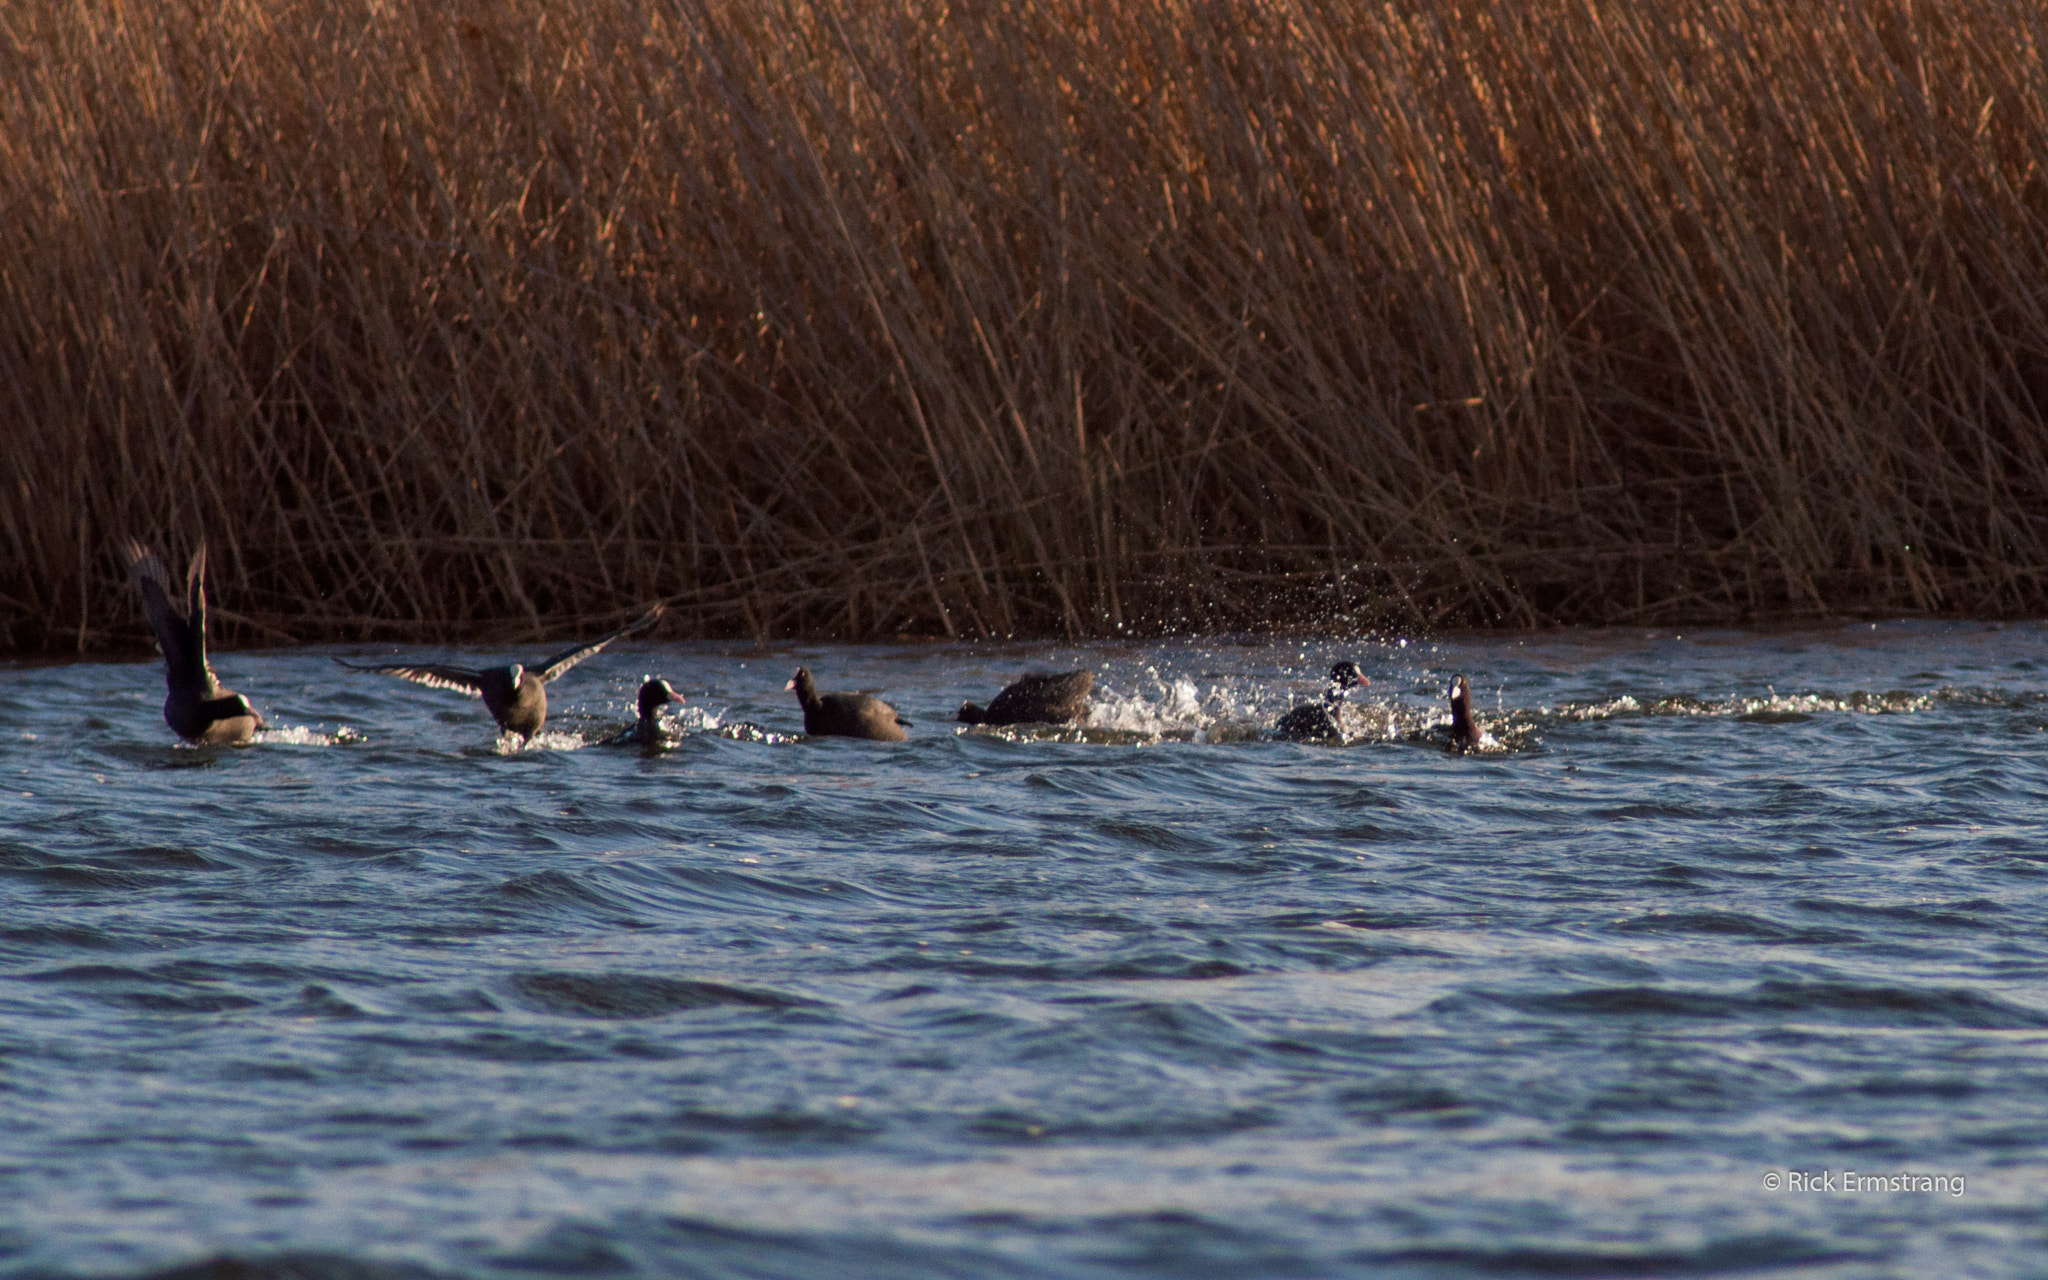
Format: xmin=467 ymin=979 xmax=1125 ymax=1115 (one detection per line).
xmin=5 ymin=0 xmax=2048 ymax=652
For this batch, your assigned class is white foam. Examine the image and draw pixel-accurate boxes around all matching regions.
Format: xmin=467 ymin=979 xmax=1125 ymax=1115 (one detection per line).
xmin=495 ymin=729 xmax=588 ymax=753
xmin=1087 ymin=671 xmax=1210 ymax=738
xmin=1079 ymin=669 xmax=1285 ymax=742
xmin=1541 ymin=689 xmax=1934 ymax=722
xmin=671 ymin=705 xmax=724 ymax=732
xmin=1331 ymin=701 xmax=1405 ymax=743
xmin=252 ymin=724 xmax=365 ymax=746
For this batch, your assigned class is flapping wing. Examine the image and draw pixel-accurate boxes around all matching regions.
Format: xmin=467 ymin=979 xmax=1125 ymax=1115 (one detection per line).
xmin=331 ymin=657 xmax=487 ymax=697
xmin=532 ymin=602 xmax=665 ymax=684
xmin=185 ymin=542 xmax=209 ymax=653
xmin=185 ymin=542 xmax=222 ymax=689
xmin=121 ymin=538 xmax=200 ymax=681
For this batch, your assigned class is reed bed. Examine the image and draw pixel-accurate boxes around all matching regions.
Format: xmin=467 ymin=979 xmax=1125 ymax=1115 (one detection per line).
xmin=4 ymin=0 xmax=2047 ymax=652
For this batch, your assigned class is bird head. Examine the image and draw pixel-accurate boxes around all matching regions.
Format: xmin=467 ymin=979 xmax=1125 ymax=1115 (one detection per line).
xmin=640 ymin=677 xmax=681 ymax=716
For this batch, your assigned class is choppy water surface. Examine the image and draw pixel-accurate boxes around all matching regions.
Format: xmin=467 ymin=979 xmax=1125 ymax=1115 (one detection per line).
xmin=5 ymin=623 xmax=2048 ymax=1279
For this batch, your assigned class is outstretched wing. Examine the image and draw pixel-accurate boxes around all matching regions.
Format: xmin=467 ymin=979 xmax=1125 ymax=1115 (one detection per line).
xmin=332 ymin=657 xmax=487 ymax=697
xmin=185 ymin=542 xmax=209 ymax=656
xmin=185 ymin=542 xmax=223 ymax=691
xmin=531 ymin=602 xmax=666 ymax=684
xmin=121 ymin=538 xmax=202 ymax=683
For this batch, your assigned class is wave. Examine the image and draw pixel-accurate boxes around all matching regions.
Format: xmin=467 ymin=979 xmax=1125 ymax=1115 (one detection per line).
xmin=507 ymin=971 xmax=820 ymax=1019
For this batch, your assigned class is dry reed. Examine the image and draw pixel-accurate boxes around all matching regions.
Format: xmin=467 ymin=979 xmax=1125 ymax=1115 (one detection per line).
xmin=4 ymin=0 xmax=2047 ymax=652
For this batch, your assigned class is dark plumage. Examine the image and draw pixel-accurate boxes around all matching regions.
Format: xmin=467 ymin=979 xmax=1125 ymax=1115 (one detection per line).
xmin=1448 ymin=674 xmax=1484 ymax=753
xmin=603 ymin=676 xmax=682 ymax=747
xmin=1274 ymin=661 xmax=1368 ymax=742
xmin=120 ymin=539 xmax=265 ymax=745
xmin=957 ymin=669 xmax=1094 ymax=726
xmin=336 ymin=603 xmax=665 ymax=740
xmin=786 ymin=667 xmax=911 ymax=741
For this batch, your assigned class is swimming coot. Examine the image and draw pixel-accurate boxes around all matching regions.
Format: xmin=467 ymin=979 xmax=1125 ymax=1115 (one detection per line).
xmin=1274 ymin=661 xmax=1367 ymax=742
xmin=787 ymin=667 xmax=911 ymax=741
xmin=1448 ymin=674 xmax=1484 ymax=753
xmin=957 ymin=669 xmax=1094 ymax=726
xmin=602 ymin=676 xmax=682 ymax=747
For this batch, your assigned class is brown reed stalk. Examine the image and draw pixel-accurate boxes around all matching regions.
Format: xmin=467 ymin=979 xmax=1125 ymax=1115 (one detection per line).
xmin=2 ymin=0 xmax=2045 ymax=653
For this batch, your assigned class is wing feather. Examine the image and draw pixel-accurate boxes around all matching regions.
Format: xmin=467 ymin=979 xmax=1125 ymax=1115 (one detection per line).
xmin=121 ymin=538 xmax=200 ymax=682
xmin=332 ymin=658 xmax=487 ymax=696
xmin=532 ymin=602 xmax=665 ymax=684
xmin=185 ymin=542 xmax=220 ymax=693
xmin=186 ymin=542 xmax=208 ymax=644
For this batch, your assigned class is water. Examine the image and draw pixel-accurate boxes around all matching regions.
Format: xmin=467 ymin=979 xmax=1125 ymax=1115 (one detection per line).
xmin=4 ymin=622 xmax=2046 ymax=1279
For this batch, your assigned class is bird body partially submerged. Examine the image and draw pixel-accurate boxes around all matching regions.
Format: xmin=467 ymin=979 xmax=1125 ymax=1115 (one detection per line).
xmin=336 ymin=603 xmax=665 ymax=740
xmin=1448 ymin=675 xmax=1484 ymax=753
xmin=1274 ymin=661 xmax=1367 ymax=742
xmin=957 ymin=669 xmax=1094 ymax=726
xmin=603 ymin=677 xmax=682 ymax=747
xmin=787 ymin=667 xmax=911 ymax=741
xmin=121 ymin=539 xmax=265 ymax=745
